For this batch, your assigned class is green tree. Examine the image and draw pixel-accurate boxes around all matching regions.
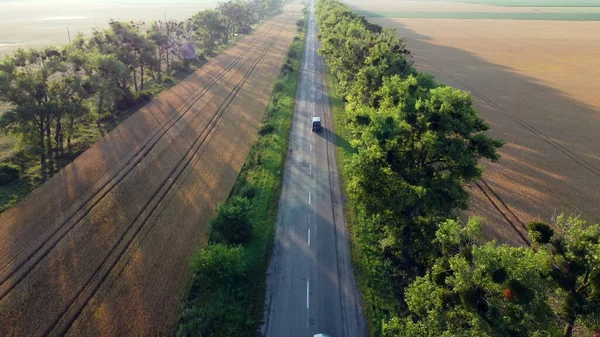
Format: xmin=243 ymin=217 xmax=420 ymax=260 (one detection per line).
xmin=346 ymin=75 xmax=503 ymax=277
xmin=209 ymin=196 xmax=253 ymax=245
xmin=179 ymin=244 xmax=248 ymax=337
xmin=85 ymin=52 xmax=130 ymax=118
xmin=383 ymin=218 xmax=560 ymax=337
xmin=218 ymin=0 xmax=239 ymax=44
xmin=528 ymin=216 xmax=600 ymax=337
xmin=189 ymin=243 xmax=246 ymax=290
xmin=108 ymin=20 xmax=157 ymax=92
xmin=346 ymin=27 xmax=413 ymax=108
xmin=0 ymin=48 xmax=67 ymax=179
xmin=190 ymin=9 xmax=226 ymax=56
xmin=318 ymin=17 xmax=375 ymax=96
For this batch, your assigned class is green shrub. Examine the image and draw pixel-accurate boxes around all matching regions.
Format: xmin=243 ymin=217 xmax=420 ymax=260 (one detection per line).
xmin=209 ymin=196 xmax=253 ymax=245
xmin=527 ymin=221 xmax=554 ymax=244
xmin=0 ymin=163 xmax=21 ymax=185
xmin=162 ymin=76 xmax=175 ymax=85
xmin=259 ymin=123 xmax=275 ymax=136
xmin=190 ymin=244 xmax=246 ymax=289
xmin=178 ymin=244 xmax=248 ymax=337
xmin=287 ymin=48 xmax=296 ymax=60
xmin=281 ymin=61 xmax=294 ymax=75
xmin=239 ymin=183 xmax=257 ymax=199
xmin=134 ymin=90 xmax=153 ymax=104
xmin=272 ymin=79 xmax=285 ymax=93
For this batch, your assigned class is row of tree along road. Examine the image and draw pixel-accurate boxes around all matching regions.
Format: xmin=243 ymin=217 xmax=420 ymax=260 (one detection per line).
xmin=315 ymin=0 xmax=600 ymax=336
xmin=0 ymin=0 xmax=283 ymax=212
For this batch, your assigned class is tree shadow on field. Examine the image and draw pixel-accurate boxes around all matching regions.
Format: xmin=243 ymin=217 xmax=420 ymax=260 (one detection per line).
xmin=358 ymin=12 xmax=600 ymax=246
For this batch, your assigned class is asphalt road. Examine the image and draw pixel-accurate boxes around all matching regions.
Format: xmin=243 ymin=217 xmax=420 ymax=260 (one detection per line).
xmin=262 ymin=3 xmax=367 ymax=337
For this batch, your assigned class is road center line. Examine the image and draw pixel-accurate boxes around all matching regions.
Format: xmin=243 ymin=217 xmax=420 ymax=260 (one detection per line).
xmin=308 ymin=228 xmax=311 ymax=246
xmin=307 ymin=280 xmax=310 ymax=309
xmin=308 ymin=191 xmax=311 ymax=205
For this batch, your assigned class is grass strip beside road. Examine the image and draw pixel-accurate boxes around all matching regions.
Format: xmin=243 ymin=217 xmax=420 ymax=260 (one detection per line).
xmin=175 ymin=14 xmax=306 ymax=337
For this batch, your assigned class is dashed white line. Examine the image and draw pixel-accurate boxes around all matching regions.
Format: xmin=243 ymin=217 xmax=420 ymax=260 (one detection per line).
xmin=308 ymin=191 xmax=311 ymax=205
xmin=306 ymin=280 xmax=310 ymax=309
xmin=308 ymin=228 xmax=311 ymax=246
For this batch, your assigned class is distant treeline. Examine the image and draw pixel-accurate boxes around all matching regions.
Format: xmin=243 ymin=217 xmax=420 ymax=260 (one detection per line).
xmin=0 ymin=0 xmax=283 ymax=184
xmin=316 ymin=0 xmax=600 ymax=336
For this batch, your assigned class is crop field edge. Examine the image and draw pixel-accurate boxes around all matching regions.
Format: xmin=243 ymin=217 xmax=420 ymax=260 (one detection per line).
xmin=354 ymin=9 xmax=600 ymax=21
xmin=346 ymin=0 xmax=600 ymax=7
xmin=175 ymin=11 xmax=307 ymax=336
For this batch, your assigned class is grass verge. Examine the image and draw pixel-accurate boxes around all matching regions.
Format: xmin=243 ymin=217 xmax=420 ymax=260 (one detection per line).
xmin=174 ymin=13 xmax=307 ymax=337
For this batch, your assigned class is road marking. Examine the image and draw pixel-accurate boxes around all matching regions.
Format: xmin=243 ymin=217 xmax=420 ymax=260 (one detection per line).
xmin=310 ymin=144 xmax=312 ymax=153
xmin=309 ymin=164 xmax=312 ymax=174
xmin=306 ymin=279 xmax=310 ymax=329
xmin=308 ymin=228 xmax=311 ymax=246
xmin=307 ymin=280 xmax=310 ymax=309
xmin=308 ymin=192 xmax=311 ymax=205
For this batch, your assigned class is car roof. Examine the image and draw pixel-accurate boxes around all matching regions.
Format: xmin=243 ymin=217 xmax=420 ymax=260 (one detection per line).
xmin=312 ymin=117 xmax=321 ymax=122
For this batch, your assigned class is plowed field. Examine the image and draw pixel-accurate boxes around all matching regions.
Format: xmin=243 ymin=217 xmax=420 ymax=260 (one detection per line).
xmin=347 ymin=1 xmax=600 ymax=246
xmin=0 ymin=7 xmax=301 ymax=337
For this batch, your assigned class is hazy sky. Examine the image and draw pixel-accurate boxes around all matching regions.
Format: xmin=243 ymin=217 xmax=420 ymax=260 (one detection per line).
xmin=0 ymin=0 xmax=218 ymax=3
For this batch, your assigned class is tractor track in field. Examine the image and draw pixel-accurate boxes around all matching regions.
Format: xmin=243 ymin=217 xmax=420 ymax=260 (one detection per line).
xmin=445 ymin=72 xmax=600 ymax=179
xmin=0 ymin=17 xmax=285 ymax=302
xmin=473 ymin=180 xmax=531 ymax=246
xmin=434 ymin=66 xmax=597 ymax=245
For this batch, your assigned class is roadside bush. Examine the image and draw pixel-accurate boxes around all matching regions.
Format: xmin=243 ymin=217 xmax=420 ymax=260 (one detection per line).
xmin=209 ymin=196 xmax=253 ymax=245
xmin=115 ymin=90 xmax=136 ymax=111
xmin=196 ymin=54 xmax=207 ymax=63
xmin=189 ymin=244 xmax=246 ymax=290
xmin=0 ymin=163 xmax=20 ymax=185
xmin=273 ymin=79 xmax=286 ymax=93
xmin=178 ymin=244 xmax=248 ymax=337
xmin=259 ymin=123 xmax=275 ymax=136
xmin=287 ymin=48 xmax=297 ymax=60
xmin=162 ymin=76 xmax=175 ymax=85
xmin=134 ymin=90 xmax=153 ymax=104
xmin=527 ymin=221 xmax=554 ymax=244
xmin=281 ymin=61 xmax=294 ymax=75
xmin=239 ymin=183 xmax=257 ymax=199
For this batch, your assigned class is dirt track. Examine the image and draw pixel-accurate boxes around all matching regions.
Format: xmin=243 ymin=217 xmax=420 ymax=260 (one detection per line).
xmin=359 ymin=14 xmax=600 ymax=245
xmin=0 ymin=7 xmax=300 ymax=336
